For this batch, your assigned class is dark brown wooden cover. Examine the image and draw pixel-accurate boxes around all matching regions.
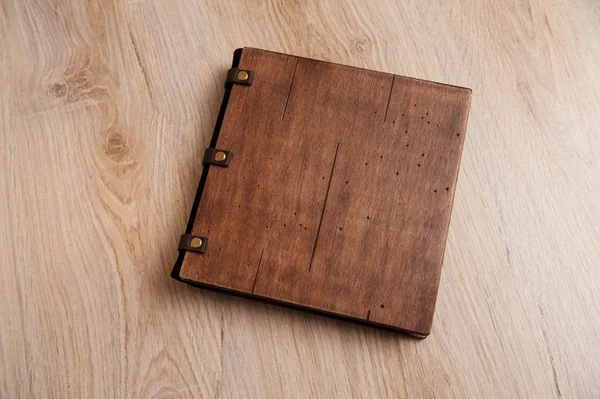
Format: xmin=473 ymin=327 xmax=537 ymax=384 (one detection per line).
xmin=172 ymin=47 xmax=472 ymax=337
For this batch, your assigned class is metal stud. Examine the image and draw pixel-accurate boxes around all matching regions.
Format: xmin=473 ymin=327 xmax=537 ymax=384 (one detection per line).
xmin=237 ymin=70 xmax=249 ymax=81
xmin=214 ymin=151 xmax=227 ymax=162
xmin=190 ymin=237 xmax=203 ymax=248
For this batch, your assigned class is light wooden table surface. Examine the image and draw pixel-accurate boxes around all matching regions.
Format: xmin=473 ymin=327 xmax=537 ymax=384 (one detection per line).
xmin=2 ymin=1 xmax=599 ymax=397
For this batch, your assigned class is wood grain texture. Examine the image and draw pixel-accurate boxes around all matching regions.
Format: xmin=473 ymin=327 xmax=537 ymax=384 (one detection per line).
xmin=2 ymin=0 xmax=600 ymax=397
xmin=177 ymin=48 xmax=471 ymax=337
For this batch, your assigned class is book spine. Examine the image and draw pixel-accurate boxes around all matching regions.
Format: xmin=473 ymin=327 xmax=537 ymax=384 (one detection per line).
xmin=171 ymin=48 xmax=244 ymax=280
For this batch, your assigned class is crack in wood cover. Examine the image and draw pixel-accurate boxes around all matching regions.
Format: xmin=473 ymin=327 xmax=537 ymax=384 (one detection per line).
xmin=309 ymin=142 xmax=340 ymax=272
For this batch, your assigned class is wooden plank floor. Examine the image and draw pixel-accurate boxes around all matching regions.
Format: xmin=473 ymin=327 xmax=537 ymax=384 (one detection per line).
xmin=1 ymin=0 xmax=599 ymax=397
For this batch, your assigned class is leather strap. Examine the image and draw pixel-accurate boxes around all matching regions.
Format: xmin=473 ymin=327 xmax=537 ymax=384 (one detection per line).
xmin=203 ymin=148 xmax=231 ymax=167
xmin=225 ymin=68 xmax=254 ymax=86
xmin=179 ymin=234 xmax=208 ymax=254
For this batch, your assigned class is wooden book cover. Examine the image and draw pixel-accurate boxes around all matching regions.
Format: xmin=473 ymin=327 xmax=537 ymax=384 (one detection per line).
xmin=172 ymin=47 xmax=471 ymax=338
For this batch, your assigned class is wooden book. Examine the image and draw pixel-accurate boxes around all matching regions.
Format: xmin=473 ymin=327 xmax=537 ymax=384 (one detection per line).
xmin=172 ymin=48 xmax=471 ymax=338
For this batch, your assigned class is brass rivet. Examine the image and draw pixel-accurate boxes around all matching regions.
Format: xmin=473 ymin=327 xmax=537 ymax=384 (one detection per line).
xmin=237 ymin=70 xmax=249 ymax=81
xmin=190 ymin=237 xmax=203 ymax=248
xmin=214 ymin=151 xmax=227 ymax=162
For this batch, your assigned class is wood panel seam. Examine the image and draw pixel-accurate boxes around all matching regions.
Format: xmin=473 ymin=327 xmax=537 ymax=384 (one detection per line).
xmin=251 ymin=248 xmax=265 ymax=293
xmin=282 ymin=57 xmax=299 ymax=120
xmin=383 ymin=75 xmax=395 ymax=121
